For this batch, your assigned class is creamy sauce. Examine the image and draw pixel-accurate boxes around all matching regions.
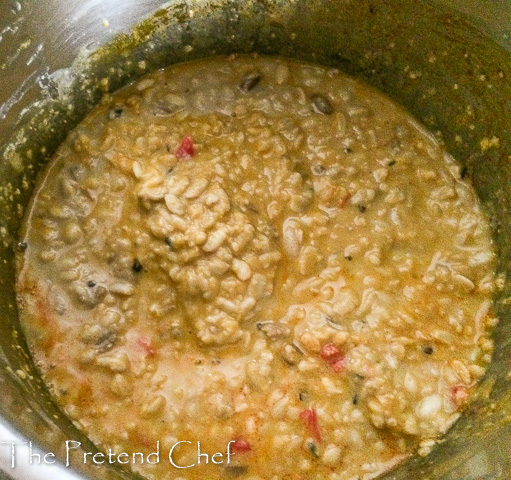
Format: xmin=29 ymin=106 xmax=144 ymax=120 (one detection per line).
xmin=17 ymin=55 xmax=497 ymax=480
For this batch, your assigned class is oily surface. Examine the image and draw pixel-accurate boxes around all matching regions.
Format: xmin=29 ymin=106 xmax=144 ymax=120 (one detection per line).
xmin=17 ymin=55 xmax=497 ymax=480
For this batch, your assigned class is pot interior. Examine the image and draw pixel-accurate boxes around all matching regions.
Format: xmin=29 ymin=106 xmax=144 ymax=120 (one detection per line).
xmin=0 ymin=1 xmax=510 ymax=478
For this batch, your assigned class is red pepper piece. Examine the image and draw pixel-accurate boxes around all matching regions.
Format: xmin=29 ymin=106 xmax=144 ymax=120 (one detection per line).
xmin=451 ymin=385 xmax=469 ymax=408
xmin=320 ymin=343 xmax=341 ymax=361
xmin=137 ymin=335 xmax=156 ymax=357
xmin=231 ymin=438 xmax=251 ymax=453
xmin=339 ymin=192 xmax=352 ymax=208
xmin=175 ymin=136 xmax=195 ymax=158
xmin=299 ymin=408 xmax=322 ymax=443
xmin=320 ymin=343 xmax=346 ymax=373
xmin=329 ymin=356 xmax=347 ymax=373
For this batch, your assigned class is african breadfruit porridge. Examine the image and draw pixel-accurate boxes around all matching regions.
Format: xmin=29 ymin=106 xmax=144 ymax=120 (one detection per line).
xmin=16 ymin=55 xmax=498 ymax=480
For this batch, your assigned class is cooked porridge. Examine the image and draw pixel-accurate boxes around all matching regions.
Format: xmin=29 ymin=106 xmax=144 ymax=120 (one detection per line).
xmin=16 ymin=55 xmax=498 ymax=480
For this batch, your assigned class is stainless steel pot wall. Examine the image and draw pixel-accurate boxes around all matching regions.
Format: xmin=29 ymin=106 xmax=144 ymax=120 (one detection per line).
xmin=1 ymin=1 xmax=510 ymax=479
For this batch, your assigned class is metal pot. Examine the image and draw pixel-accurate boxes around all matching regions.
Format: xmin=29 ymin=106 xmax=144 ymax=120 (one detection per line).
xmin=0 ymin=1 xmax=510 ymax=479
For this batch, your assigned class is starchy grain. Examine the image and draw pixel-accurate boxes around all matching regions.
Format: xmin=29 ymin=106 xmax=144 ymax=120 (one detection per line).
xmin=17 ymin=54 xmax=497 ymax=480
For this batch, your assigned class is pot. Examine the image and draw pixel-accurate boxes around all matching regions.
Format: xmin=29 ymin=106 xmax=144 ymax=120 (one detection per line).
xmin=0 ymin=1 xmax=510 ymax=479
